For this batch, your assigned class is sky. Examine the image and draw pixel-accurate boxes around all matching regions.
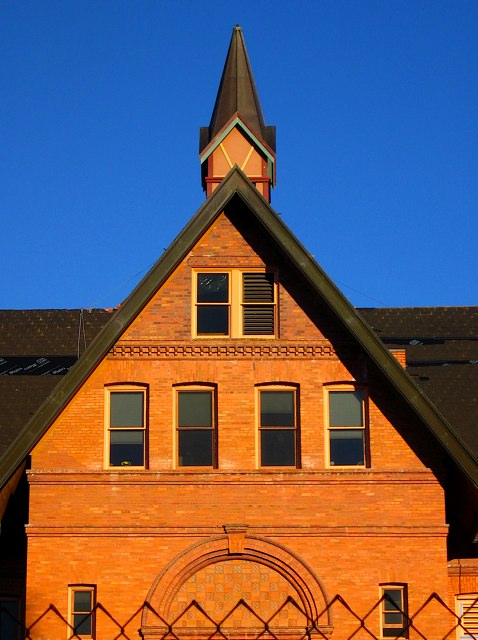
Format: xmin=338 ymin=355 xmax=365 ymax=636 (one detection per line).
xmin=1 ymin=1 xmax=477 ymax=310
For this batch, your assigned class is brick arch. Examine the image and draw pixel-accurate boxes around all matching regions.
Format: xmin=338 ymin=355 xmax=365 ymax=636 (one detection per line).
xmin=141 ymin=534 xmax=331 ymax=634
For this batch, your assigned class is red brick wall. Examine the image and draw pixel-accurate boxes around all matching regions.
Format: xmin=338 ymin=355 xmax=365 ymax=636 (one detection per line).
xmin=26 ymin=209 xmax=452 ymax=638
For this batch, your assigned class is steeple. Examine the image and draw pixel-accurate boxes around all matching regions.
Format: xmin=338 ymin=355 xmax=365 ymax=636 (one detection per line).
xmin=200 ymin=26 xmax=276 ymax=201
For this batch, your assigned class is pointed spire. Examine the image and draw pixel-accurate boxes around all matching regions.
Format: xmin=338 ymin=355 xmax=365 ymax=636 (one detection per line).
xmin=200 ymin=25 xmax=276 ymax=153
xmin=199 ymin=26 xmax=276 ymax=201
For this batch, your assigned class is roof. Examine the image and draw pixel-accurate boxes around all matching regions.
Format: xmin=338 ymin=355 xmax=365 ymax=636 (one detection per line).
xmin=0 ymin=167 xmax=477 ymax=491
xmin=0 ymin=309 xmax=112 ymax=454
xmin=199 ymin=25 xmax=276 ymax=154
xmin=360 ymin=307 xmax=478 ymax=454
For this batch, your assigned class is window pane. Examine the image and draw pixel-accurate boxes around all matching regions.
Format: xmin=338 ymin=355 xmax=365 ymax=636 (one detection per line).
xmin=330 ymin=429 xmax=364 ymax=465
xmin=197 ymin=273 xmax=229 ymax=302
xmin=178 ymin=392 xmax=212 ymax=427
xmin=110 ymin=430 xmax=144 ymax=466
xmin=329 ymin=391 xmax=363 ymax=426
xmin=383 ymin=628 xmax=405 ymax=637
xmin=261 ymin=391 xmax=294 ymax=426
xmin=384 ymin=612 xmax=403 ymax=624
xmin=384 ymin=589 xmax=403 ymax=611
xmin=110 ymin=392 xmax=143 ymax=427
xmin=178 ymin=429 xmax=213 ymax=466
xmin=74 ymin=591 xmax=92 ymax=613
xmin=73 ymin=613 xmax=92 ymax=636
xmin=197 ymin=306 xmax=229 ymax=335
xmin=261 ymin=429 xmax=295 ymax=466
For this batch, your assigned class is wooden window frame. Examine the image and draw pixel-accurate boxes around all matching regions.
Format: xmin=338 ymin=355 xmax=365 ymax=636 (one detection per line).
xmin=324 ymin=384 xmax=369 ymax=469
xmin=256 ymin=384 xmax=300 ymax=469
xmin=456 ymin=593 xmax=478 ymax=639
xmin=379 ymin=584 xmax=409 ymax=639
xmin=174 ymin=384 xmax=218 ymax=469
xmin=68 ymin=585 xmax=96 ymax=640
xmin=104 ymin=385 xmax=148 ymax=470
xmin=192 ymin=269 xmax=278 ymax=338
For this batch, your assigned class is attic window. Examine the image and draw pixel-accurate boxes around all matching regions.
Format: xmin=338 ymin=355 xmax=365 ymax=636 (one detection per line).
xmin=196 ymin=273 xmax=230 ymax=335
xmin=193 ymin=269 xmax=277 ymax=338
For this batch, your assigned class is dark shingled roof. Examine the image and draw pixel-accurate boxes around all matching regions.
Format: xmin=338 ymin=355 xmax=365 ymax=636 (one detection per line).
xmin=0 ymin=309 xmax=112 ymax=356
xmin=0 ymin=309 xmax=112 ymax=454
xmin=360 ymin=307 xmax=478 ymax=455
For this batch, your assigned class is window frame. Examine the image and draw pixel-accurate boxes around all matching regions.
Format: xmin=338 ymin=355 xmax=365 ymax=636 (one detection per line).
xmin=324 ymin=384 xmax=368 ymax=469
xmin=256 ymin=384 xmax=300 ymax=469
xmin=68 ymin=585 xmax=96 ymax=640
xmin=379 ymin=584 xmax=409 ymax=639
xmin=104 ymin=384 xmax=148 ymax=470
xmin=174 ymin=384 xmax=218 ymax=469
xmin=456 ymin=593 xmax=478 ymax=639
xmin=192 ymin=268 xmax=278 ymax=338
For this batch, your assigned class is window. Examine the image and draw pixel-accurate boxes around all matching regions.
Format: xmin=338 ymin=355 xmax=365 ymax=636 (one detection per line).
xmin=258 ymin=387 xmax=298 ymax=467
xmin=176 ymin=387 xmax=216 ymax=467
xmin=380 ymin=585 xmax=408 ymax=638
xmin=196 ymin=272 xmax=230 ymax=335
xmin=106 ymin=387 xmax=147 ymax=468
xmin=68 ymin=586 xmax=95 ymax=639
xmin=194 ymin=270 xmax=277 ymax=337
xmin=0 ymin=598 xmax=20 ymax=640
xmin=456 ymin=594 xmax=478 ymax=639
xmin=326 ymin=387 xmax=367 ymax=467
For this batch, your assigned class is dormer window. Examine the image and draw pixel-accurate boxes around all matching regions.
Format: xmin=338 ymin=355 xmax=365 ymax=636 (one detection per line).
xmin=193 ymin=269 xmax=277 ymax=338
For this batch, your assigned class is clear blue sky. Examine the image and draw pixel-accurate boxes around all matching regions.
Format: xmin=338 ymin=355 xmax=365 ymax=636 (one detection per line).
xmin=1 ymin=1 xmax=477 ymax=309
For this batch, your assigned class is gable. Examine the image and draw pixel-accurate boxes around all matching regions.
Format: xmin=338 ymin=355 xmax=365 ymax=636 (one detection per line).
xmin=121 ymin=209 xmax=329 ymax=344
xmin=1 ymin=167 xmax=477 ymax=489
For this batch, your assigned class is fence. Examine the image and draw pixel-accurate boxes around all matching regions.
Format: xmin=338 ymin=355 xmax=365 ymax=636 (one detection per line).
xmin=1 ymin=593 xmax=476 ymax=640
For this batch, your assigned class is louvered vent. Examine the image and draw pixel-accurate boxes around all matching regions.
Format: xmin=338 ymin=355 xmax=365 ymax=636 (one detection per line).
xmin=460 ymin=596 xmax=478 ymax=637
xmin=243 ymin=273 xmax=275 ymax=335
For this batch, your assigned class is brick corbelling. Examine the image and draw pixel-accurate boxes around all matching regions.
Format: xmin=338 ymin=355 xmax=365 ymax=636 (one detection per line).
xmin=109 ymin=342 xmax=337 ymax=359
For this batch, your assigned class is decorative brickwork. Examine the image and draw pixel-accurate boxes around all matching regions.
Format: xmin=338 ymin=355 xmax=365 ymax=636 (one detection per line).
xmin=141 ymin=534 xmax=330 ymax=636
xmin=110 ymin=343 xmax=336 ymax=359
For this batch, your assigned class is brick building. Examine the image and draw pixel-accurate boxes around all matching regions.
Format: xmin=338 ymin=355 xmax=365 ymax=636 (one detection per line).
xmin=1 ymin=26 xmax=478 ymax=640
